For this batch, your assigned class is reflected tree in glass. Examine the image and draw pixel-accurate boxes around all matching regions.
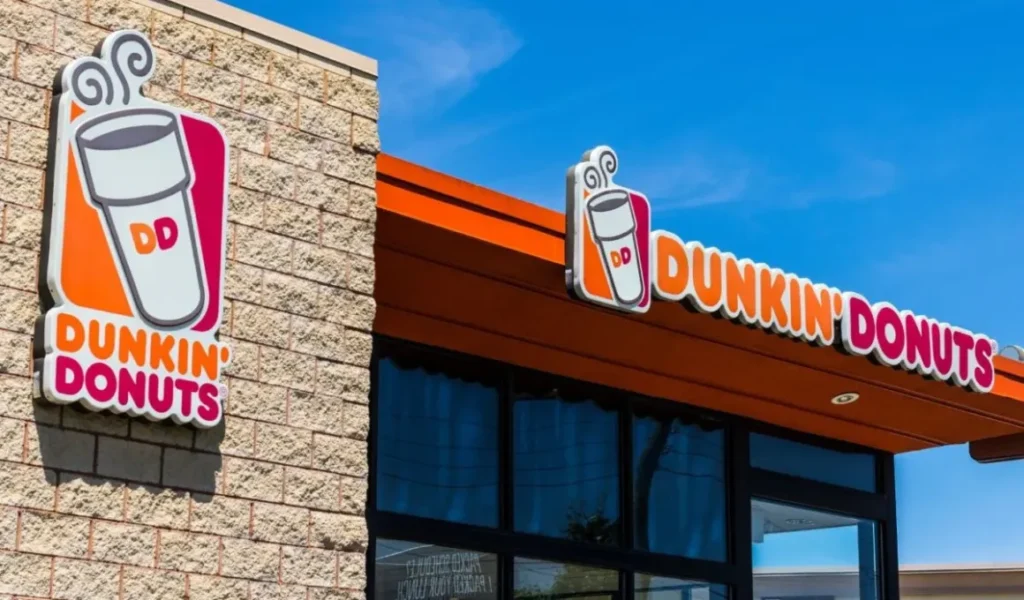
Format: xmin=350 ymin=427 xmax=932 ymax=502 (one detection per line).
xmin=513 ymin=557 xmax=618 ymax=600
xmin=514 ymin=392 xmax=620 ymax=545
xmin=634 ymin=573 xmax=728 ymax=600
xmin=633 ymin=412 xmax=726 ymax=561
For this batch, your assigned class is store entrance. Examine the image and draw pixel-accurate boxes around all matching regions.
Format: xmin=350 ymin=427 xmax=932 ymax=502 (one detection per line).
xmin=743 ymin=433 xmax=895 ymax=600
xmin=751 ymin=500 xmax=879 ymax=600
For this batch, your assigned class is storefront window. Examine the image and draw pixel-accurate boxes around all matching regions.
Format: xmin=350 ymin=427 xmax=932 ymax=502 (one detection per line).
xmin=376 ymin=357 xmax=500 ymax=526
xmin=632 ymin=413 xmax=726 ymax=561
xmin=751 ymin=499 xmax=879 ymax=600
xmin=750 ymin=434 xmax=877 ymax=492
xmin=371 ymin=341 xmax=896 ymax=600
xmin=513 ymin=558 xmax=619 ymax=600
xmin=634 ymin=573 xmax=728 ymax=600
xmin=514 ymin=393 xmax=620 ymax=544
xmin=375 ymin=538 xmax=498 ymax=600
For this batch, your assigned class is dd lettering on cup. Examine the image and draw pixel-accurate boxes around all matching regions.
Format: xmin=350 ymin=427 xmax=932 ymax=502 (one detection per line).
xmin=130 ymin=217 xmax=179 ymax=255
xmin=586 ymin=189 xmax=644 ymax=305
xmin=75 ymin=108 xmax=205 ymax=328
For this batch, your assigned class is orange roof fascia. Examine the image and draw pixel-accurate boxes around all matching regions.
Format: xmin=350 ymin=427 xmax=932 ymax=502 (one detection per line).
xmin=377 ymin=153 xmax=564 ymax=235
xmin=376 ymin=154 xmax=564 ymax=265
xmin=995 ymin=356 xmax=1024 ymax=402
xmin=996 ymin=355 xmax=1024 ymax=380
xmin=375 ymin=152 xmax=1024 ymax=414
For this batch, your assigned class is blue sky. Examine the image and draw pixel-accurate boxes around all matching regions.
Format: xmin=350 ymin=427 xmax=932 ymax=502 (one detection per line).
xmin=229 ymin=0 xmax=1024 ymax=565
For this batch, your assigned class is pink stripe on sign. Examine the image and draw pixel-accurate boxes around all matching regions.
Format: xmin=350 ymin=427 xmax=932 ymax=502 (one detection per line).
xmin=181 ymin=115 xmax=228 ymax=333
xmin=629 ymin=192 xmax=652 ymax=309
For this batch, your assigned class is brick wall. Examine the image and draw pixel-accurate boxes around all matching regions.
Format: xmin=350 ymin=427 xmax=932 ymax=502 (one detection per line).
xmin=0 ymin=0 xmax=379 ymax=597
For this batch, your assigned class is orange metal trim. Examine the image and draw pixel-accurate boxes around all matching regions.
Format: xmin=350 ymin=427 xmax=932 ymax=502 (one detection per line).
xmin=996 ymin=356 xmax=1024 ymax=381
xmin=378 ymin=154 xmax=564 ymax=235
xmin=994 ymin=356 xmax=1024 ymax=402
xmin=376 ymin=178 xmax=562 ymax=264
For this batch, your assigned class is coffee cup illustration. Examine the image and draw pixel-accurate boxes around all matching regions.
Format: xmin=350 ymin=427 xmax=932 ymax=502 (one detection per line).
xmin=64 ymin=31 xmax=206 ymax=328
xmin=75 ymin=109 xmax=205 ymax=327
xmin=570 ymin=145 xmax=650 ymax=310
xmin=586 ymin=189 xmax=644 ymax=305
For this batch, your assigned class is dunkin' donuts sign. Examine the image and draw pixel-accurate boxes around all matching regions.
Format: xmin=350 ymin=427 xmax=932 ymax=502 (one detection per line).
xmin=566 ymin=145 xmax=998 ymax=393
xmin=36 ymin=31 xmax=231 ymax=427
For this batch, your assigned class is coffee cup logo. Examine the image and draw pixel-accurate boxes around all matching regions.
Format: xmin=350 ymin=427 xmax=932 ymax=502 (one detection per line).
xmin=36 ymin=30 xmax=231 ymax=428
xmin=566 ymin=146 xmax=653 ymax=313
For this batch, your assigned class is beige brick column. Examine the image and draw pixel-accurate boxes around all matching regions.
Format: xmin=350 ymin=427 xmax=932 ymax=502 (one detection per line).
xmin=0 ymin=0 xmax=378 ymax=597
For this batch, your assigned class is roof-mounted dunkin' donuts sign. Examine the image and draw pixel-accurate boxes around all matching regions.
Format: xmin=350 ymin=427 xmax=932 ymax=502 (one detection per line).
xmin=35 ymin=30 xmax=231 ymax=427
xmin=566 ymin=145 xmax=998 ymax=393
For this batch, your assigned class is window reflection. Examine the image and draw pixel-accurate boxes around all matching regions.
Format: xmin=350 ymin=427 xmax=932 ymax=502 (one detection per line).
xmin=634 ymin=573 xmax=728 ymax=600
xmin=633 ymin=413 xmax=726 ymax=561
xmin=375 ymin=538 xmax=497 ymax=600
xmin=751 ymin=499 xmax=878 ymax=600
xmin=376 ymin=357 xmax=500 ymax=527
xmin=514 ymin=557 xmax=618 ymax=600
xmin=750 ymin=433 xmax=877 ymax=492
xmin=513 ymin=392 xmax=620 ymax=544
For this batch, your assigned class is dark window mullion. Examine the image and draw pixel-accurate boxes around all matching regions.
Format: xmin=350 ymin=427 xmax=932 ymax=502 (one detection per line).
xmin=749 ymin=468 xmax=889 ymax=521
xmin=619 ymin=402 xmax=633 ymax=600
xmin=502 ymin=553 xmax=514 ymax=600
xmin=729 ymin=426 xmax=753 ymax=600
xmin=501 ymin=367 xmax=514 ymax=532
xmin=621 ymin=400 xmax=634 ymax=550
xmin=374 ymin=511 xmax=743 ymax=586
xmin=366 ymin=342 xmax=381 ymax=600
xmin=503 ymin=368 xmax=514 ymax=600
xmin=880 ymin=455 xmax=901 ymax=600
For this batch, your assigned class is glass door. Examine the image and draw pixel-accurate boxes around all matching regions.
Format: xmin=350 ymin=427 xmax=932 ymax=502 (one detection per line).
xmin=750 ymin=499 xmax=879 ymax=600
xmin=742 ymin=429 xmax=897 ymax=600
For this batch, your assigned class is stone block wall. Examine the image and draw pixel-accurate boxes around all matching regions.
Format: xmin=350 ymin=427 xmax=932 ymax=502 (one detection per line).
xmin=0 ymin=0 xmax=379 ymax=597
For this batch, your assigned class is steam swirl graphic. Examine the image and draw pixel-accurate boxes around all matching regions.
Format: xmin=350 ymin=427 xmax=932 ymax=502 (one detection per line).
xmin=596 ymin=147 xmax=617 ymax=183
xmin=67 ymin=30 xmax=156 ymax=108
xmin=582 ymin=163 xmax=603 ymax=191
xmin=579 ymin=146 xmax=620 ymax=194
xmin=110 ymin=32 xmax=154 ymax=105
xmin=70 ymin=59 xmax=114 ymax=107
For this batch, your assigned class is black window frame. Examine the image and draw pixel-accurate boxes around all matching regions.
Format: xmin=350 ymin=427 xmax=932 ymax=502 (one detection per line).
xmin=367 ymin=336 xmax=901 ymax=600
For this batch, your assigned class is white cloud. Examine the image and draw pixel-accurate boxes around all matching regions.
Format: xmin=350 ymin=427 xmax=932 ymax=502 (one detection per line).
xmin=848 ymin=156 xmax=898 ymax=199
xmin=394 ymin=121 xmax=506 ymax=163
xmin=344 ymin=1 xmax=521 ymax=117
xmin=628 ymin=147 xmax=753 ymax=212
xmin=477 ymin=144 xmax=755 ymax=213
xmin=791 ymin=148 xmax=898 ymax=206
xmin=873 ymin=239 xmax=962 ymax=279
xmin=655 ymin=166 xmax=751 ymax=210
xmin=685 ymin=171 xmax=751 ymax=208
xmin=863 ymin=216 xmax=1024 ymax=344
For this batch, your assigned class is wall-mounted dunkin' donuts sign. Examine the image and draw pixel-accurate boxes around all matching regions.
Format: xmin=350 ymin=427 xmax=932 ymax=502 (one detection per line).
xmin=35 ymin=30 xmax=231 ymax=428
xmin=566 ymin=145 xmax=998 ymax=393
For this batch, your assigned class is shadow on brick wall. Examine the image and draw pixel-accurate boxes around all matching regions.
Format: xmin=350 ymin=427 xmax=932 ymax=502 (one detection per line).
xmin=32 ymin=400 xmax=223 ymax=496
